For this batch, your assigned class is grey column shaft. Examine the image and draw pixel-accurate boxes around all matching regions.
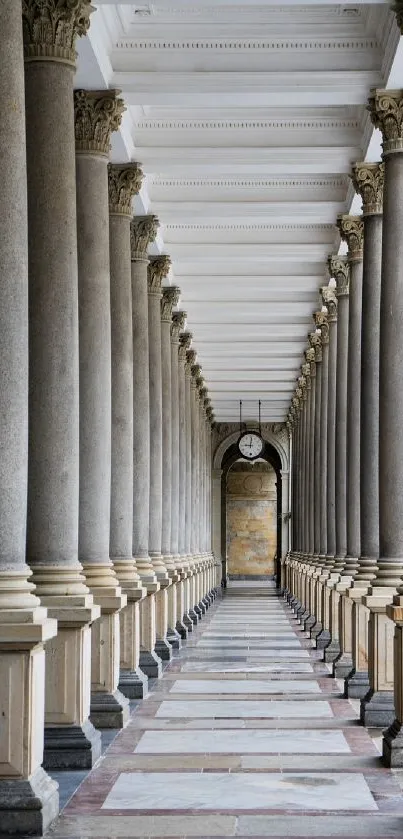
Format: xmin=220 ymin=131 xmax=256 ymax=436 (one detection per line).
xmin=313 ymin=361 xmax=322 ymax=556
xmin=379 ymin=152 xmax=403 ymax=578
xmin=360 ymin=213 xmax=382 ymax=566
xmin=308 ymin=377 xmax=316 ymax=556
xmin=295 ymin=416 xmax=301 ymax=552
xmin=319 ymin=339 xmax=329 ymax=557
xmin=185 ymin=367 xmax=192 ymax=556
xmin=298 ymin=412 xmax=304 ymax=553
xmin=148 ymin=287 xmax=163 ymax=559
xmin=1 ymin=0 xmax=29 ymax=579
xmin=110 ymin=211 xmax=134 ymax=561
xmin=132 ymin=257 xmax=151 ymax=561
xmin=191 ymin=385 xmax=200 ymax=555
xmin=346 ymin=258 xmax=363 ymax=564
xmin=335 ymin=293 xmax=349 ymax=563
xmin=178 ymin=344 xmax=188 ymax=561
xmin=76 ymin=152 xmax=112 ymax=567
xmin=161 ymin=319 xmax=172 ymax=558
xmin=171 ymin=339 xmax=180 ymax=558
xmin=25 ymin=54 xmax=80 ymax=573
xmin=327 ymin=319 xmax=337 ymax=559
xmin=303 ymin=393 xmax=310 ymax=554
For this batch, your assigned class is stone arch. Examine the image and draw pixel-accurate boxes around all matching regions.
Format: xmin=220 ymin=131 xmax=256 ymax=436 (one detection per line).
xmin=213 ymin=428 xmax=289 ymax=474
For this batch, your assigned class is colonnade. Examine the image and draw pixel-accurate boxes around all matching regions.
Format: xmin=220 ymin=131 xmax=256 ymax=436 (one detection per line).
xmin=0 ymin=2 xmax=217 ymax=833
xmin=284 ymin=85 xmax=403 ymax=768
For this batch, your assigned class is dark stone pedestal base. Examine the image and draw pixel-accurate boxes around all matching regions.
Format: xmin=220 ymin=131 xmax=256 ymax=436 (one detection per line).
xmin=202 ymin=596 xmax=210 ymax=609
xmin=310 ymin=620 xmax=323 ymax=639
xmin=382 ymin=719 xmax=403 ymax=767
xmin=0 ymin=767 xmax=59 ymax=837
xmin=139 ymin=649 xmax=163 ymax=679
xmin=176 ymin=619 xmax=188 ymax=640
xmin=194 ymin=603 xmax=203 ymax=618
xmin=155 ymin=637 xmax=173 ymax=661
xmin=188 ymin=609 xmax=199 ymax=625
xmin=360 ymin=689 xmax=395 ymax=728
xmin=119 ymin=667 xmax=148 ymax=699
xmin=44 ymin=719 xmax=101 ymax=769
xmin=298 ymin=609 xmax=310 ymax=624
xmin=183 ymin=613 xmax=194 ymax=631
xmin=316 ymin=628 xmax=331 ymax=650
xmin=332 ymin=652 xmax=353 ymax=679
xmin=324 ymin=639 xmax=341 ymax=663
xmin=304 ymin=615 xmax=316 ymax=632
xmin=344 ymin=669 xmax=370 ymax=699
xmin=90 ymin=689 xmax=130 ymax=729
xmin=167 ymin=627 xmax=182 ymax=650
xmin=198 ymin=600 xmax=207 ymax=615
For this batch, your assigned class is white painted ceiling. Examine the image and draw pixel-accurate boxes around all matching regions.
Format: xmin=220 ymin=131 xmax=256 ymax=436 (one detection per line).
xmin=75 ymin=1 xmax=401 ymax=422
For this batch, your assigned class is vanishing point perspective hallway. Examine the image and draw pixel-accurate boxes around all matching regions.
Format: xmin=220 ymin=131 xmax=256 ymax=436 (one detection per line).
xmin=47 ymin=583 xmax=403 ymax=839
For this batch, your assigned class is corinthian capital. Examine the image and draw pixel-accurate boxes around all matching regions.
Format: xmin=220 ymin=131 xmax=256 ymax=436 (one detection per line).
xmin=161 ymin=286 xmax=180 ymax=322
xmin=74 ymin=90 xmax=125 ymax=156
xmin=351 ymin=162 xmax=384 ymax=216
xmin=179 ymin=331 xmax=192 ymax=362
xmin=313 ymin=311 xmax=329 ymax=346
xmin=368 ymin=88 xmax=403 ymax=155
xmin=308 ymin=332 xmax=322 ymax=363
xmin=130 ymin=215 xmax=159 ymax=261
xmin=321 ymin=285 xmax=338 ymax=321
xmin=337 ymin=215 xmax=364 ymax=262
xmin=393 ymin=1 xmax=403 ymax=32
xmin=108 ymin=163 xmax=143 ymax=216
xmin=328 ymin=255 xmax=349 ymax=298
xmin=171 ymin=311 xmax=187 ymax=343
xmin=148 ymin=255 xmax=171 ymax=295
xmin=22 ymin=0 xmax=93 ymax=65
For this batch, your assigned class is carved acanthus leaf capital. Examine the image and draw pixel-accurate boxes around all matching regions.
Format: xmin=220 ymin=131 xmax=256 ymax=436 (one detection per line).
xmin=74 ymin=89 xmax=125 ymax=156
xmin=337 ymin=215 xmax=364 ymax=262
xmin=313 ymin=310 xmax=329 ymax=344
xmin=351 ymin=162 xmax=384 ymax=216
xmin=328 ymin=255 xmax=349 ymax=298
xmin=393 ymin=1 xmax=403 ymax=33
xmin=108 ymin=163 xmax=143 ymax=216
xmin=368 ymin=88 xmax=403 ymax=155
xmin=161 ymin=286 xmax=180 ymax=322
xmin=22 ymin=0 xmax=93 ymax=65
xmin=305 ymin=345 xmax=316 ymax=376
xmin=148 ymin=255 xmax=171 ymax=295
xmin=301 ymin=363 xmax=311 ymax=390
xmin=130 ymin=215 xmax=159 ymax=261
xmin=309 ymin=330 xmax=322 ymax=362
xmin=321 ymin=285 xmax=338 ymax=321
xmin=171 ymin=310 xmax=187 ymax=343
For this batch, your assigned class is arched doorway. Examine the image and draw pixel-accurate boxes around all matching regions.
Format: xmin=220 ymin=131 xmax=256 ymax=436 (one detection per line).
xmin=226 ymin=458 xmax=278 ymax=580
xmin=212 ymin=423 xmax=290 ymax=584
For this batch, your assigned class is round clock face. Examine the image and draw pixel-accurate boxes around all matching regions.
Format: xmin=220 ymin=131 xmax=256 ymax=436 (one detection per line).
xmin=238 ymin=432 xmax=263 ymax=459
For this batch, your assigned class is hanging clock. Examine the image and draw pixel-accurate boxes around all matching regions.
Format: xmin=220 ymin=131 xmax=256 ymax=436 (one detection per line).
xmin=238 ymin=431 xmax=264 ymax=460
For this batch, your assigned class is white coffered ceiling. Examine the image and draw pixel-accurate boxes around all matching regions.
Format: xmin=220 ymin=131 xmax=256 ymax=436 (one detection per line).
xmin=76 ymin=1 xmax=401 ymax=422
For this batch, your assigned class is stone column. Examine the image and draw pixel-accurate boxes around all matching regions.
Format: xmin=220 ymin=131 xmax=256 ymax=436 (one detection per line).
xmin=108 ymin=163 xmax=147 ymax=701
xmin=188 ymin=351 xmax=202 ymax=622
xmin=305 ymin=329 xmax=322 ymax=631
xmin=24 ymin=0 xmax=101 ymax=771
xmin=182 ymin=334 xmax=196 ymax=630
xmin=130 ymin=216 xmax=162 ymax=680
xmin=310 ymin=312 xmax=328 ymax=637
xmin=147 ymin=258 xmax=172 ymax=662
xmin=333 ymin=217 xmax=364 ymax=678
xmin=170 ymin=311 xmax=188 ymax=643
xmin=74 ymin=89 xmax=129 ymax=729
xmin=0 ymin=2 xmax=58 ymax=829
xmin=176 ymin=332 xmax=191 ymax=637
xmin=316 ymin=287 xmax=338 ymax=649
xmin=364 ymin=90 xmax=403 ymax=750
xmin=345 ymin=163 xmax=384 ymax=699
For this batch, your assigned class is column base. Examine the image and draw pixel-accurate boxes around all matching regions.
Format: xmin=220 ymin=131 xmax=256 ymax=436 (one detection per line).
xmin=155 ymin=637 xmax=173 ymax=661
xmin=188 ymin=609 xmax=199 ymax=625
xmin=90 ymin=689 xmax=130 ymax=729
xmin=139 ymin=649 xmax=163 ymax=679
xmin=332 ymin=652 xmax=353 ymax=679
xmin=382 ymin=719 xmax=403 ymax=767
xmin=194 ymin=603 xmax=203 ymax=618
xmin=175 ymin=619 xmax=188 ymax=640
xmin=0 ymin=767 xmax=59 ymax=837
xmin=344 ymin=669 xmax=370 ymax=699
xmin=198 ymin=600 xmax=207 ymax=615
xmin=360 ymin=689 xmax=395 ymax=728
xmin=43 ymin=719 xmax=101 ymax=769
xmin=167 ymin=627 xmax=182 ymax=650
xmin=183 ymin=613 xmax=194 ymax=632
xmin=310 ymin=620 xmax=323 ymax=639
xmin=304 ymin=614 xmax=316 ymax=632
xmin=324 ymin=639 xmax=341 ymax=663
xmin=119 ymin=667 xmax=148 ymax=699
xmin=315 ymin=628 xmax=331 ymax=649
xmin=298 ymin=608 xmax=310 ymax=624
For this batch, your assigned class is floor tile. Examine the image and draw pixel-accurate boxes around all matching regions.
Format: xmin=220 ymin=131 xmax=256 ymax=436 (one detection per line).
xmin=134 ymin=728 xmax=350 ymax=754
xmin=168 ymin=679 xmax=321 ymax=694
xmin=156 ymin=699 xmax=333 ymax=717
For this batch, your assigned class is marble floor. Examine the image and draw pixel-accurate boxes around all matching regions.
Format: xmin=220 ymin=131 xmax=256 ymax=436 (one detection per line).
xmin=47 ymin=582 xmax=403 ymax=839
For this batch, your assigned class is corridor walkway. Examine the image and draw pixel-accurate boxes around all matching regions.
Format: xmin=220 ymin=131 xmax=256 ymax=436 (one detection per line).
xmin=48 ymin=584 xmax=403 ymax=839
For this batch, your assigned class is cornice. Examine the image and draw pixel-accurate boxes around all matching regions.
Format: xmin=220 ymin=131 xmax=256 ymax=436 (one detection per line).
xmin=152 ymin=176 xmax=347 ymax=190
xmin=115 ymin=37 xmax=378 ymax=53
xmin=135 ymin=117 xmax=360 ymax=131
